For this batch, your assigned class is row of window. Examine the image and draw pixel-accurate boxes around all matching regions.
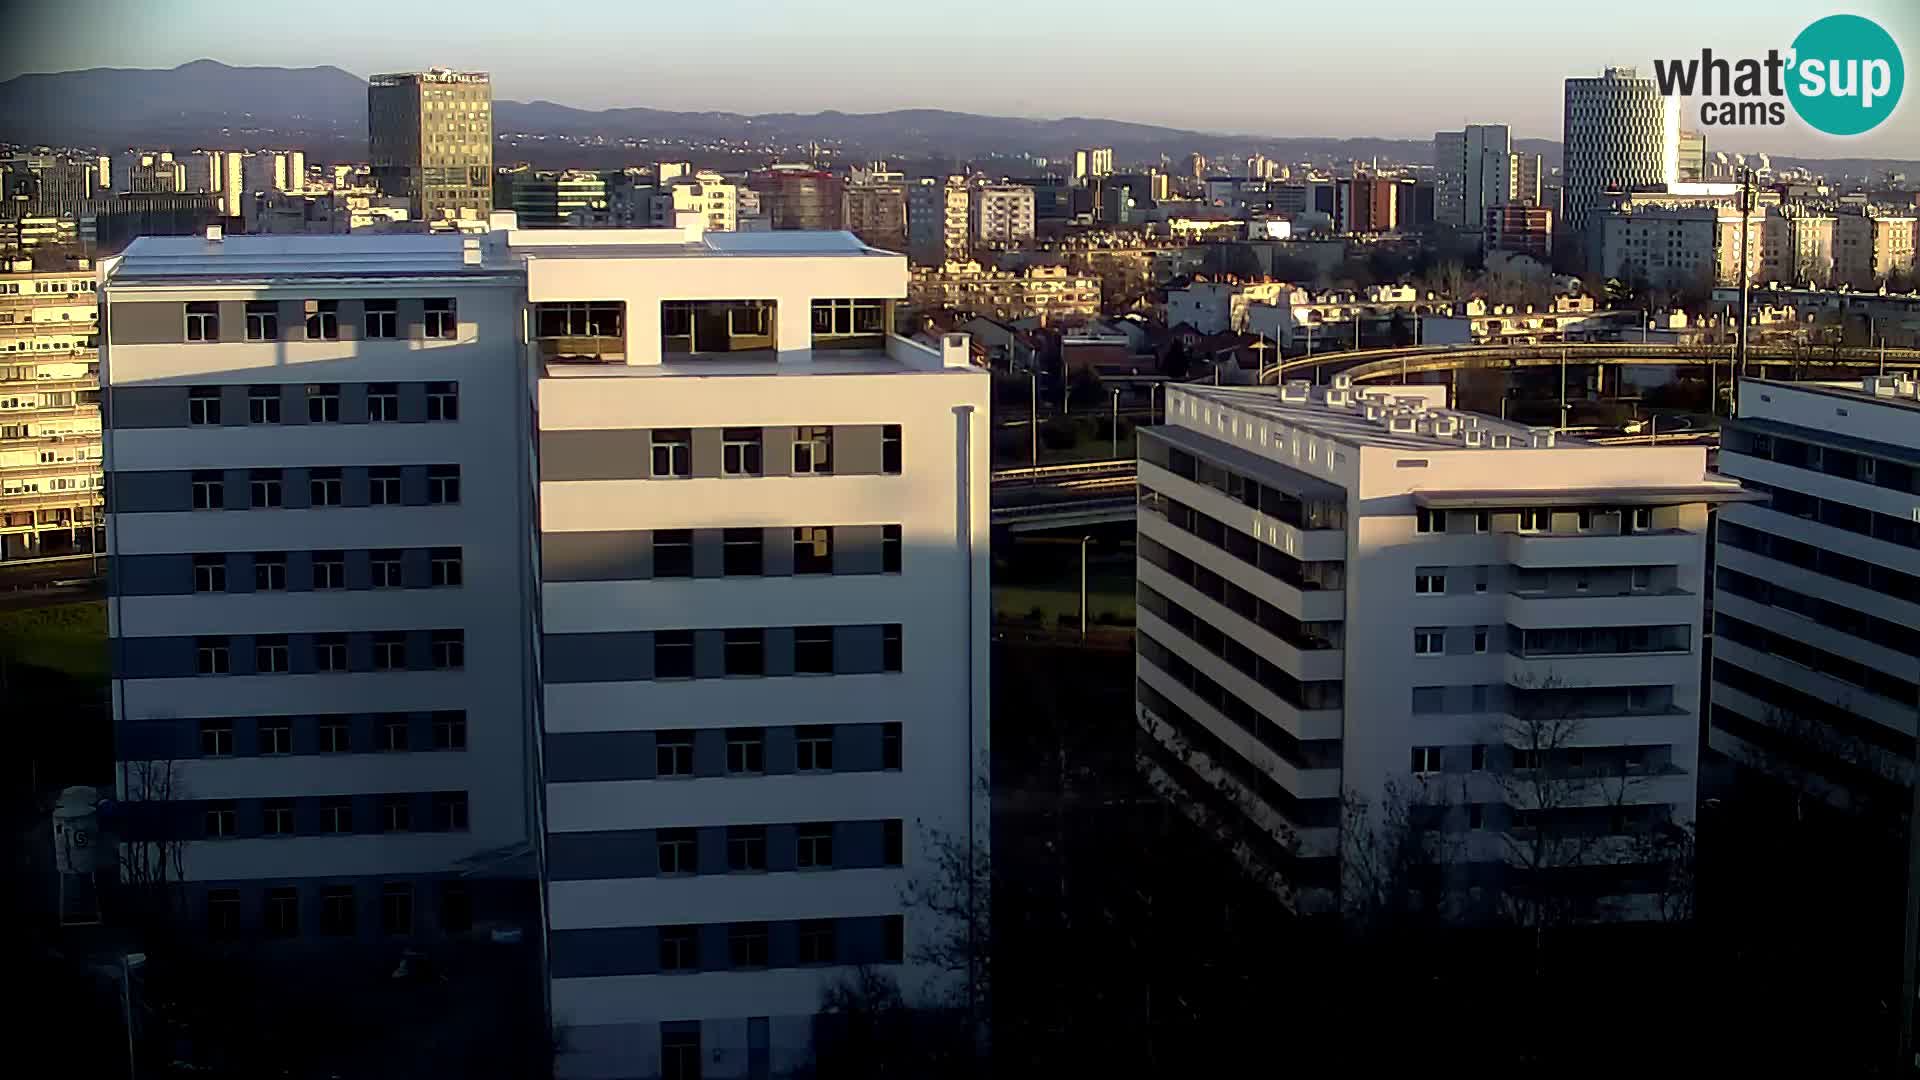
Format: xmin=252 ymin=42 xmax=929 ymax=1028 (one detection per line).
xmin=186 ymin=382 xmax=458 ymax=425
xmin=561 ymin=916 xmax=906 ymax=991
xmin=1716 ymin=611 xmax=1917 ymax=707
xmin=646 ymin=425 xmax=901 ymax=478
xmin=193 ymin=630 xmax=464 ymax=675
xmin=194 ymin=711 xmax=466 ymax=757
xmin=642 ymin=820 xmax=903 ymax=877
xmin=201 ymin=791 xmax=468 ymax=839
xmin=1414 ymin=506 xmax=1656 ymax=536
xmin=1137 ymin=628 xmax=1341 ymax=773
xmin=648 ymin=625 xmax=902 ymax=678
xmin=187 ymin=464 xmax=459 ymax=509
xmin=1413 ymin=625 xmax=1491 ymax=656
xmin=648 ymin=724 xmax=902 ymax=778
xmin=1150 ymin=441 xmax=1347 ymax=531
xmin=1716 ymin=566 xmax=1920 ymax=660
xmin=1140 ymin=485 xmax=1346 ymax=592
xmin=1719 ymin=519 xmax=1920 ymax=598
xmin=185 ymin=299 xmax=457 ymax=343
xmin=1138 ymin=586 xmax=1344 ymax=712
xmin=191 ymin=548 xmax=460 ymax=592
xmin=662 ymin=526 xmax=897 ymax=577
xmin=205 ymin=880 xmax=470 ymax=940
xmin=1713 ymin=659 xmax=1912 ymax=761
xmin=1139 ymin=534 xmax=1343 ymax=650
xmin=1135 ymin=679 xmax=1340 ymax=828
xmin=1746 ymin=479 xmax=1920 ymax=551
xmin=1730 ymin=427 xmax=1920 ymax=496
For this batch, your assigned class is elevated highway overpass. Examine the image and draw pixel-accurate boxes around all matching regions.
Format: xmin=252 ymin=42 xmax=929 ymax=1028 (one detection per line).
xmin=1256 ymin=341 xmax=1920 ymax=387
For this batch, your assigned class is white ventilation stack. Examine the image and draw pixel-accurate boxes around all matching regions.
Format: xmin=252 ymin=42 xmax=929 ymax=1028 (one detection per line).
xmin=1463 ymin=428 xmax=1487 ymax=448
xmin=1280 ymin=380 xmax=1311 ymax=403
xmin=1388 ymin=410 xmax=1418 ymax=434
xmin=1528 ymin=427 xmax=1557 ymax=449
xmin=462 ymin=237 xmax=482 ymax=266
xmin=1430 ymin=414 xmax=1461 ymax=438
xmin=1332 ymin=372 xmax=1354 ymax=391
xmin=1396 ymin=395 xmax=1429 ymax=414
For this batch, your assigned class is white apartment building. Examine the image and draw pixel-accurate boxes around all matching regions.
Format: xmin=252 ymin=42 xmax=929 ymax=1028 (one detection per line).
xmin=1136 ymin=379 xmax=1745 ymax=914
xmin=1 ymin=265 xmax=103 ymax=561
xmin=1166 ymin=280 xmax=1292 ymax=335
xmin=970 ymin=184 xmax=1035 ymax=246
xmin=103 ymin=233 xmax=538 ymax=950
xmin=1711 ymin=377 xmax=1920 ymax=809
xmin=908 ymin=177 xmax=969 ymax=267
xmin=102 ymin=222 xmax=992 ymax=1079
xmin=652 ymin=172 xmax=738 ymax=233
xmin=1562 ymin=68 xmax=1678 ymax=241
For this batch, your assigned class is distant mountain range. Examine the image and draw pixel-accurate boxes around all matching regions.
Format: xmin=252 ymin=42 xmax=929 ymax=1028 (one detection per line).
xmin=2 ymin=60 xmax=1914 ymax=180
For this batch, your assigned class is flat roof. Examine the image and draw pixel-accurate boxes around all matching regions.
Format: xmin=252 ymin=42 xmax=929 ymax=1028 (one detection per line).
xmin=1176 ymin=384 xmax=1561 ymax=452
xmin=1747 ymin=377 xmax=1920 ymax=414
xmin=542 ymin=351 xmax=969 ymax=379
xmin=1414 ymin=485 xmax=1759 ymax=508
xmin=514 ymin=230 xmax=894 ymax=261
xmin=108 ymin=234 xmax=511 ymax=282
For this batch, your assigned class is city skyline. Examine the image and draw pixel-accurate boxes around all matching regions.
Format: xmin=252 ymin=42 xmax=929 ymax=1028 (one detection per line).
xmin=4 ymin=0 xmax=1916 ymax=159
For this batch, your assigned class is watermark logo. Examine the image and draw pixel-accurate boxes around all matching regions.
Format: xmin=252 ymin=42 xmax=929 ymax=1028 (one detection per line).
xmin=1653 ymin=13 xmax=1903 ymax=135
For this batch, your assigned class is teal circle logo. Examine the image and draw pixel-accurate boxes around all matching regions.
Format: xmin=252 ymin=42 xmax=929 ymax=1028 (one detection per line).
xmin=1787 ymin=14 xmax=1903 ymax=136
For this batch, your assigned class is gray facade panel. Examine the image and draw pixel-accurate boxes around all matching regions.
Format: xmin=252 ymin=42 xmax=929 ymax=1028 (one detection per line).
xmin=766 ymin=824 xmax=798 ymax=873
xmin=111 ymin=470 xmax=190 ymax=514
xmin=545 ymin=732 xmax=656 ymax=783
xmin=691 ymin=427 xmax=724 ymax=479
xmin=836 ymin=424 xmax=885 ymax=475
xmin=692 ymin=729 xmax=726 ymax=778
xmin=762 ymin=528 xmax=793 ymax=575
xmin=692 ymin=630 xmax=724 ymax=679
xmin=119 ymin=635 xmax=197 ymax=679
xmin=547 ymin=830 xmax=655 ymax=882
xmin=764 ymin=627 xmax=795 ymax=676
xmin=336 ymin=300 xmax=363 ymax=341
xmin=115 ymin=553 xmax=191 ymax=596
xmin=279 ymin=385 xmax=308 ymax=426
xmin=277 ymin=300 xmax=305 ymax=340
xmin=762 ymin=426 xmax=796 ymax=477
xmin=542 ymin=631 xmax=653 ymax=683
xmin=835 ymin=625 xmax=885 ymax=674
xmin=691 ymin=528 xmax=724 ymax=579
xmin=108 ymin=301 xmax=182 ymax=345
xmin=221 ymin=468 xmax=249 ymax=509
xmin=225 ymin=552 xmax=255 ymax=594
xmin=833 ymin=525 xmax=885 ymax=574
xmin=764 ymin=725 xmax=797 ymax=772
xmin=281 ymin=467 xmax=311 ymax=510
xmin=399 ymin=465 xmax=429 ymax=507
xmin=400 ymin=548 xmax=431 ymax=588
xmin=285 ymin=550 xmax=313 ymax=592
xmin=219 ymin=386 xmax=248 ymax=428
xmin=110 ymin=386 xmax=188 ymax=429
xmin=399 ymin=299 xmax=426 ymax=341
xmin=836 ymin=821 xmax=885 ymax=869
xmin=550 ymin=927 xmax=658 ymax=978
xmin=340 ymin=383 xmax=369 ymax=424
xmin=216 ymin=301 xmax=246 ymax=343
xmin=398 ymin=382 xmax=428 ymax=423
xmin=541 ymin=530 xmax=650 ymax=582
xmin=342 ymin=467 xmax=370 ymax=507
xmin=837 ymin=724 xmax=884 ymax=773
xmin=539 ymin=430 xmax=652 ymax=482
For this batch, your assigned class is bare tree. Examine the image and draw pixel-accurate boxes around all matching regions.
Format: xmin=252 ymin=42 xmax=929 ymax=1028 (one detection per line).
xmin=117 ymin=756 xmax=186 ymax=927
xmin=1339 ymin=777 xmax=1466 ymax=933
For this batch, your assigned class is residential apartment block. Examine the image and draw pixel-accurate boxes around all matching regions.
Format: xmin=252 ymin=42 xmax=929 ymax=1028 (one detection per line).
xmin=907 ymin=261 xmax=1100 ymax=323
xmin=1135 ymin=379 xmax=1745 ymax=914
xmin=908 ymin=176 xmax=969 ymax=267
xmin=101 ymin=222 xmax=990 ymax=1079
xmin=2 ymin=263 xmax=103 ymax=562
xmin=1711 ymin=377 xmax=1920 ymax=810
xmin=970 ymin=185 xmax=1035 ymax=247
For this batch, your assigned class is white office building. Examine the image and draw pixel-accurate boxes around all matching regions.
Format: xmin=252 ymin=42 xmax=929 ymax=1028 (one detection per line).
xmin=1711 ymin=377 xmax=1920 ymax=808
xmin=1562 ymin=67 xmax=1678 ymax=242
xmin=1432 ymin=124 xmax=1512 ymax=229
xmin=1135 ymin=379 xmax=1745 ymax=914
xmin=969 ymin=184 xmax=1035 ymax=246
xmin=652 ymin=171 xmax=739 ymax=233
xmin=102 ymin=221 xmax=991 ymax=1079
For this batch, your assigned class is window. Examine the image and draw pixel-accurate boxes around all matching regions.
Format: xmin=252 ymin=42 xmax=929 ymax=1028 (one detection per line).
xmin=660 ymin=927 xmax=700 ymax=973
xmin=433 ymin=791 xmax=469 ymax=831
xmin=200 ymin=719 xmax=233 ymax=756
xmin=432 ymin=711 xmax=466 ymax=750
xmin=1471 ymin=744 xmax=1487 ymax=772
xmin=253 ymin=552 xmax=286 ymax=591
xmin=185 ymin=301 xmax=218 ymax=341
xmin=812 ymin=297 xmax=885 ymax=338
xmin=1630 ymin=566 xmax=1652 ymax=592
xmin=1512 ymin=748 xmax=1543 ymax=771
xmin=320 ymin=888 xmax=356 ymax=936
xmin=381 ymin=794 xmax=413 ymax=832
xmin=427 ymin=465 xmax=460 ymax=504
xmin=726 ymin=728 xmax=765 ymax=774
xmin=883 ymin=623 xmax=903 ymax=672
xmin=1411 ymin=746 xmax=1442 ymax=775
xmin=652 ymin=529 xmax=693 ymax=577
xmin=1469 ymin=804 xmax=1485 ymax=830
xmin=265 ymin=888 xmax=300 ymax=937
xmin=796 ymin=726 xmax=834 ymax=772
xmin=258 ymin=717 xmax=292 ymax=753
xmin=794 ymin=426 xmax=832 ymax=473
xmin=1414 ymin=628 xmax=1444 ymax=656
xmin=798 ymin=823 xmax=834 ymax=868
xmin=882 ymin=424 xmax=902 ymax=474
xmin=655 ymin=630 xmax=694 ymax=678
xmin=794 ymin=527 xmax=832 ymax=574
xmin=188 ymin=387 xmax=221 ymax=425
xmin=1414 ymin=571 xmax=1445 ymax=595
xmin=308 ymin=467 xmax=343 ymax=506
xmin=1519 ymin=508 xmax=1550 ymax=533
xmin=424 ymin=298 xmax=456 ymax=339
xmin=1630 ymin=507 xmax=1653 ymax=533
xmin=427 ymin=382 xmax=458 ymax=421
xmin=431 ymin=630 xmax=465 ymax=670
xmin=373 ymin=632 xmax=407 ymax=670
xmin=321 ymin=798 xmax=353 ymax=833
xmin=369 ymin=466 xmax=402 ymax=505
xmin=431 ymin=548 xmax=462 ymax=587
xmin=307 ymin=384 xmax=340 ymax=423
xmin=882 ymin=723 xmax=902 ymax=770
xmin=656 ymin=730 xmax=693 ymax=776
xmin=1473 ymin=626 xmax=1489 ymax=654
xmin=192 ymin=470 xmax=223 ymax=510
xmin=305 ymin=299 xmax=339 ymax=340
xmin=207 ymin=890 xmax=242 ymax=937
xmin=884 ymin=819 xmax=905 ymax=865
xmin=729 ymin=923 xmax=770 ymax=968
xmin=882 ymin=525 xmax=902 ymax=573
xmin=379 ymin=714 xmax=410 ymax=751
xmin=662 ymin=1029 xmax=702 ymax=1080
xmin=249 ymin=469 xmax=282 ymax=508
xmin=1416 ymin=508 xmax=1443 ymax=534
xmin=883 ymin=914 xmax=904 ymax=963
xmin=248 ymin=386 xmax=281 ymax=424
xmin=1411 ymin=686 xmax=1446 ymax=714
xmin=727 ymin=825 xmax=767 ymax=872
xmin=722 ymin=428 xmax=762 ymax=476
xmin=193 ymin=554 xmax=226 ymax=592
xmin=366 ymin=382 xmax=399 ymax=422
xmin=1474 ymin=510 xmax=1490 ymax=533
xmin=799 ymin=919 xmax=837 ymax=965
xmin=196 ymin=636 xmax=230 ymax=675
xmin=722 ymin=529 xmax=763 ymax=575
xmin=651 ymin=428 xmax=691 ymax=477
xmin=439 ymin=883 xmax=472 ymax=933
xmin=203 ymin=801 xmax=237 ymax=838
xmin=320 ymin=716 xmax=350 ymax=752
xmin=658 ymin=829 xmax=697 ymax=875
xmin=371 ymin=550 xmax=403 ymax=588
xmin=795 ymin=626 xmax=834 ymax=673
xmin=364 ymin=299 xmax=398 ymax=338
xmin=1576 ymin=508 xmax=1594 ymax=532
xmin=381 ymin=883 xmax=413 ymax=935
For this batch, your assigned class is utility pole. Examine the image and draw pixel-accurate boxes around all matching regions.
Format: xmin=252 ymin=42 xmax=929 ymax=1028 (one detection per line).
xmin=1028 ymin=370 xmax=1038 ymax=469
xmin=1079 ymin=535 xmax=1092 ymax=642
xmin=1111 ymin=388 xmax=1120 ymax=458
xmin=1737 ymin=166 xmax=1753 ymax=392
xmin=1559 ymin=347 xmax=1568 ymax=430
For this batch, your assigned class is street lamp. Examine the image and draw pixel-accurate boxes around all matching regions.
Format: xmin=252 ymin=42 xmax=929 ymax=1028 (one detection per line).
xmin=1111 ymin=388 xmax=1121 ymax=458
xmin=1028 ymin=369 xmax=1038 ymax=468
xmin=1079 ymin=535 xmax=1093 ymax=642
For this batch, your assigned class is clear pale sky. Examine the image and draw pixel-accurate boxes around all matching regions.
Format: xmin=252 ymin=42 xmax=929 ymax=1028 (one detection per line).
xmin=3 ymin=0 xmax=1916 ymax=158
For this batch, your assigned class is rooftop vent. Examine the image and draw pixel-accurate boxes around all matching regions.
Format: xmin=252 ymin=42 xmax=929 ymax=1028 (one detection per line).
xmin=1395 ymin=395 xmax=1429 ymax=414
xmin=1430 ymin=414 xmax=1461 ymax=437
xmin=1528 ymin=427 xmax=1557 ymax=449
xmin=1463 ymin=428 xmax=1487 ymax=448
xmin=1364 ymin=403 xmax=1389 ymax=422
xmin=1325 ymin=388 xmax=1352 ymax=407
xmin=1388 ymin=413 xmax=1418 ymax=433
xmin=1280 ymin=380 xmax=1310 ymax=403
xmin=461 ymin=237 xmax=481 ymax=266
xmin=204 ymin=224 xmax=222 ymax=243
xmin=1491 ymin=433 xmax=1515 ymax=449
xmin=1331 ymin=372 xmax=1354 ymax=390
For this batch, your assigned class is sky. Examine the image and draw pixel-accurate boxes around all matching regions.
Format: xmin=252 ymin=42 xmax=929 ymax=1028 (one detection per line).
xmin=4 ymin=0 xmax=1918 ymax=158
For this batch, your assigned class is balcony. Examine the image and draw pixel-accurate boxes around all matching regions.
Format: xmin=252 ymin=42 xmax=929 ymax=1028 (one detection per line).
xmin=1504 ymin=589 xmax=1700 ymax=629
xmin=538 ymin=335 xmax=626 ymax=364
xmin=1501 ymin=528 xmax=1698 ymax=569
